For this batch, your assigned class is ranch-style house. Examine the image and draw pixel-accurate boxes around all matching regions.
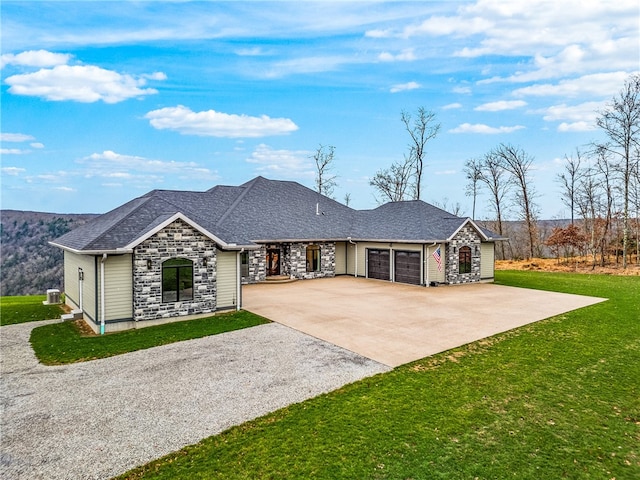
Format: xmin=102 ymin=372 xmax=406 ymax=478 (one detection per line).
xmin=51 ymin=176 xmax=504 ymax=333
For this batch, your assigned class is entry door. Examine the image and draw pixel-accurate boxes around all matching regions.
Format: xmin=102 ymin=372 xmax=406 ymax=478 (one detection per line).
xmin=395 ymin=251 xmax=421 ymax=285
xmin=367 ymin=249 xmax=390 ymax=280
xmin=266 ymin=249 xmax=281 ymax=276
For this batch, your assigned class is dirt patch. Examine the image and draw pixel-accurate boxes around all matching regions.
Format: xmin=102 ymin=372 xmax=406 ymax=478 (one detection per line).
xmin=496 ymin=257 xmax=640 ymax=276
xmin=73 ymin=319 xmax=97 ymax=337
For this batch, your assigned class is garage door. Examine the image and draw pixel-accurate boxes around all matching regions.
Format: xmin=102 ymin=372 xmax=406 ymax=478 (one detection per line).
xmin=367 ymin=249 xmax=390 ymax=280
xmin=394 ymin=250 xmax=421 ymax=285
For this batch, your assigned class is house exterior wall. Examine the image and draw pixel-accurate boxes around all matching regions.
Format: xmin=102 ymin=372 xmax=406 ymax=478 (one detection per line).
xmin=445 ymin=225 xmax=482 ymax=284
xmin=132 ymin=219 xmax=217 ymax=322
xmin=425 ymin=244 xmax=446 ymax=285
xmin=245 ymin=245 xmax=267 ymax=283
xmin=283 ymin=242 xmax=336 ymax=280
xmin=335 ymin=241 xmax=347 ymax=275
xmin=356 ymin=242 xmax=423 ymax=283
xmin=63 ymin=251 xmax=97 ymax=322
xmin=217 ymin=250 xmax=239 ymax=309
xmin=100 ymin=254 xmax=133 ymax=322
xmin=480 ymin=242 xmax=495 ymax=280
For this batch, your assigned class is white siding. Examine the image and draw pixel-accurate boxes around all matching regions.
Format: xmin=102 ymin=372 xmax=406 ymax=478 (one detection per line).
xmin=64 ymin=252 xmax=97 ymax=321
xmin=480 ymin=242 xmax=495 ymax=279
xmin=424 ymin=244 xmax=445 ymax=284
xmin=102 ymin=254 xmax=133 ymax=320
xmin=335 ymin=242 xmax=347 ymax=274
xmin=217 ymin=251 xmax=238 ymax=309
xmin=346 ymin=242 xmax=357 ymax=275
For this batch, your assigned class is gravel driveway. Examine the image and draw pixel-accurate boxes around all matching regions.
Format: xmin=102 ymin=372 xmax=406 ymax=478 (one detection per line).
xmin=0 ymin=319 xmax=389 ymax=480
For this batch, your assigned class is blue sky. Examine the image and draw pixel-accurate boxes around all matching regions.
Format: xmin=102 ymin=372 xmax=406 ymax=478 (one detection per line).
xmin=1 ymin=1 xmax=638 ymax=219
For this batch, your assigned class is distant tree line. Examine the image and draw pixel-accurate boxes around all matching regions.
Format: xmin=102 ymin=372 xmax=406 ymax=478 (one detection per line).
xmin=464 ymin=74 xmax=640 ymax=267
xmin=0 ymin=211 xmax=96 ymax=296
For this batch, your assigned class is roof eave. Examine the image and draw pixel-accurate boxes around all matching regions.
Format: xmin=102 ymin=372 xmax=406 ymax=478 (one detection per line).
xmin=48 ymin=241 xmax=133 ymax=255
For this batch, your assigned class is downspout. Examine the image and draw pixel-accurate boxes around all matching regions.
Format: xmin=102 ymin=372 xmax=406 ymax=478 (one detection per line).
xmin=426 ymin=242 xmax=437 ymax=287
xmin=100 ymin=253 xmax=107 ymax=335
xmin=236 ymin=248 xmax=244 ymax=311
xmin=348 ymin=237 xmax=357 ymax=277
xmin=78 ymin=268 xmax=84 ymax=311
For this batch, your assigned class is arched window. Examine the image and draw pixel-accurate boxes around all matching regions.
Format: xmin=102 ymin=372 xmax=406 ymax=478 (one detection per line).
xmin=162 ymin=258 xmax=193 ymax=302
xmin=459 ymin=246 xmax=472 ymax=274
xmin=306 ymin=245 xmax=321 ymax=272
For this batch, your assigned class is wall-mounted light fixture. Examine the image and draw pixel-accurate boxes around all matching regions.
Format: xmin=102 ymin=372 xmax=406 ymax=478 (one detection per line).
xmin=203 ymin=257 xmax=208 ymax=267
xmin=475 ymin=245 xmax=479 ymax=255
xmin=147 ymin=259 xmax=152 ymax=270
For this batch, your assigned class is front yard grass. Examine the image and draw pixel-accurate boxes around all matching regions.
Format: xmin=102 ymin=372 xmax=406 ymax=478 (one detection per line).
xmin=0 ymin=295 xmax=65 ymax=326
xmin=117 ymin=271 xmax=640 ymax=480
xmin=30 ymin=310 xmax=270 ymax=365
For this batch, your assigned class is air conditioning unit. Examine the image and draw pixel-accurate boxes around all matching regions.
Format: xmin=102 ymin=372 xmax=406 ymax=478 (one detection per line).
xmin=46 ymin=289 xmax=61 ymax=305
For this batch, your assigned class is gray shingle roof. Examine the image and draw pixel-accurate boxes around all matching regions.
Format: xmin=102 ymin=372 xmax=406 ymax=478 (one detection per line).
xmin=51 ymin=176 xmax=499 ymax=253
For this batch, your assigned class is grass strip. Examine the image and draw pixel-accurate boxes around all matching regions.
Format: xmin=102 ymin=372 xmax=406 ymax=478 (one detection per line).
xmin=0 ymin=295 xmax=65 ymax=326
xmin=30 ymin=310 xmax=270 ymax=365
xmin=117 ymin=272 xmax=640 ymax=480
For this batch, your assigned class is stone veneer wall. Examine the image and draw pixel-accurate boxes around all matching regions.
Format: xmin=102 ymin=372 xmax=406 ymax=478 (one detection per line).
xmin=284 ymin=242 xmax=336 ymax=280
xmin=133 ymin=219 xmax=217 ymax=321
xmin=445 ymin=225 xmax=481 ymax=284
xmin=246 ymin=245 xmax=267 ymax=283
xmin=243 ymin=242 xmax=336 ymax=283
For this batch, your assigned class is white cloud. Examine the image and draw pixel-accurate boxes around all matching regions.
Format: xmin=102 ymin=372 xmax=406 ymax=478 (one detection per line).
xmin=246 ymin=144 xmax=314 ymax=179
xmin=381 ymin=0 xmax=638 ymax=82
xmin=1 ymin=50 xmax=71 ymax=68
xmin=145 ymin=105 xmax=299 ymax=138
xmin=82 ymin=150 xmax=219 ymax=182
xmin=513 ymin=71 xmax=633 ymax=98
xmin=30 ymin=142 xmax=45 ymax=149
xmin=5 ymin=65 xmax=164 ymax=103
xmin=442 ymin=102 xmax=462 ymax=110
xmin=1 ymin=133 xmax=35 ymax=142
xmin=390 ymin=81 xmax=421 ymax=93
xmin=1 ymin=167 xmax=26 ymax=176
xmin=0 ymin=148 xmax=28 ymax=155
xmin=475 ymin=100 xmax=527 ymax=111
xmin=379 ymin=48 xmax=416 ymax=62
xmin=539 ymin=101 xmax=602 ymax=132
xmin=558 ymin=122 xmax=596 ymax=132
xmin=54 ymin=186 xmax=75 ymax=192
xmin=449 ymin=123 xmax=525 ymax=134
xmin=452 ymin=86 xmax=472 ymax=95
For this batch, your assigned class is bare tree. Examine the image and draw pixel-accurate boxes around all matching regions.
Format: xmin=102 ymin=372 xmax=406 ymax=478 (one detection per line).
xmin=557 ymin=149 xmax=584 ymax=224
xmin=400 ymin=107 xmax=441 ymax=200
xmin=343 ymin=192 xmax=352 ymax=207
xmin=493 ymin=143 xmax=540 ymax=259
xmin=595 ymin=74 xmax=640 ymax=268
xmin=477 ymin=150 xmax=511 ymax=259
xmin=463 ymin=157 xmax=483 ymax=220
xmin=369 ymin=156 xmax=413 ymax=202
xmin=312 ymin=144 xmax=338 ymax=197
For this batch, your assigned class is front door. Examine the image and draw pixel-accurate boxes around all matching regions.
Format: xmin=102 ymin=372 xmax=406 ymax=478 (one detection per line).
xmin=266 ymin=249 xmax=281 ymax=276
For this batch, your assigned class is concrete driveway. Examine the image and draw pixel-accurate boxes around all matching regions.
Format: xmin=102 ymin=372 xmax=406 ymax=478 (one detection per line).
xmin=243 ymin=276 xmax=606 ymax=367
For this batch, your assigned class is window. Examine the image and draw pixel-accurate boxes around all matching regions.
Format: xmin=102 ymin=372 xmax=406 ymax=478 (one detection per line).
xmin=459 ymin=246 xmax=472 ymax=274
xmin=162 ymin=258 xmax=193 ymax=302
xmin=306 ymin=245 xmax=320 ymax=272
xmin=240 ymin=251 xmax=249 ymax=279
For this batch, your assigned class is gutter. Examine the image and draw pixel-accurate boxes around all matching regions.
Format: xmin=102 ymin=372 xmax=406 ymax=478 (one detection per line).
xmin=100 ymin=253 xmax=107 ymax=335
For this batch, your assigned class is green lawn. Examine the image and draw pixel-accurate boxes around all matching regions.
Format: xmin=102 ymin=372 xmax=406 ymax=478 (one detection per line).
xmin=0 ymin=295 xmax=65 ymax=326
xmin=117 ymin=271 xmax=640 ymax=480
xmin=30 ymin=310 xmax=270 ymax=365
